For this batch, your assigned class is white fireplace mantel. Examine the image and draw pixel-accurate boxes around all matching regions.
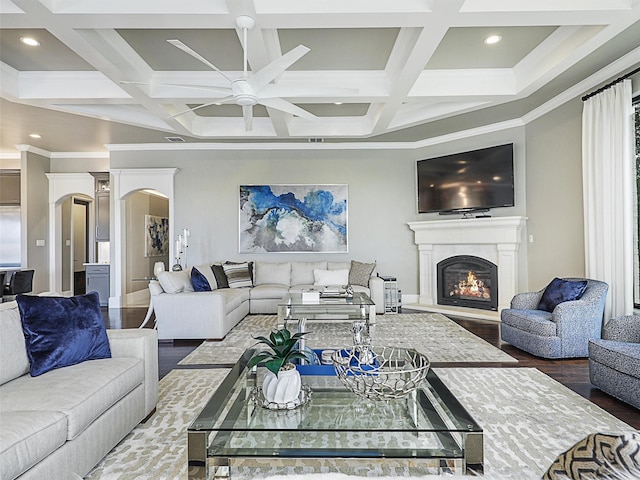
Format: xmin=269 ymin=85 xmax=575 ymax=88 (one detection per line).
xmin=408 ymin=216 xmax=527 ymax=320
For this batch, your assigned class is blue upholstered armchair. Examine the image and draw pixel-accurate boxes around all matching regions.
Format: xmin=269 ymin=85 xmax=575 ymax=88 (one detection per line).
xmin=500 ymin=278 xmax=608 ymax=359
xmin=589 ymin=314 xmax=640 ymax=409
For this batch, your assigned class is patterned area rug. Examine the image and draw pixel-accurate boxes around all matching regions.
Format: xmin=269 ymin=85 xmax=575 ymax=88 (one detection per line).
xmin=85 ymin=367 xmax=633 ymax=480
xmin=178 ymin=313 xmax=517 ymax=365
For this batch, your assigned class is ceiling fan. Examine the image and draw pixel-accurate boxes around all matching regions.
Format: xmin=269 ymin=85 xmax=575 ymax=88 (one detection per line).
xmin=126 ymin=16 xmax=354 ymax=131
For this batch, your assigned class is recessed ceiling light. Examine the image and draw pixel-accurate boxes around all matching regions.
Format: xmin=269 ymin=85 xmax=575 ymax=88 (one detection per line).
xmin=29 ymin=133 xmax=41 ymax=139
xmin=484 ymin=35 xmax=502 ymax=45
xmin=20 ymin=37 xmax=40 ymax=47
xmin=334 ymin=102 xmax=343 ymax=105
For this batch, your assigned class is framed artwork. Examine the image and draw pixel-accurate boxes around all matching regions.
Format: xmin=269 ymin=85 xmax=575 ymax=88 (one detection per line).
xmin=144 ymin=215 xmax=169 ymax=257
xmin=239 ymin=184 xmax=348 ymax=253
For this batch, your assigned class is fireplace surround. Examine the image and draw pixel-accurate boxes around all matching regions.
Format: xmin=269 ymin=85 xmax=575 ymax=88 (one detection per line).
xmin=408 ymin=216 xmax=527 ymax=320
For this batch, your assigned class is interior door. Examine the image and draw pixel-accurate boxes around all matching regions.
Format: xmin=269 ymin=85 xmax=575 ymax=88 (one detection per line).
xmin=72 ymin=198 xmax=89 ymax=294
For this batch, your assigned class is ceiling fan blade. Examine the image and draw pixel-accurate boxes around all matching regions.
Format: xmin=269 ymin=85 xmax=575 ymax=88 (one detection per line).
xmin=120 ymin=80 xmax=232 ymax=96
xmin=167 ymin=39 xmax=233 ymax=83
xmin=248 ymin=45 xmax=310 ymax=92
xmin=259 ymin=97 xmax=316 ymax=120
xmin=259 ymin=84 xmax=358 ymax=99
xmin=242 ymin=105 xmax=253 ymax=131
xmin=169 ymin=96 xmax=234 ymax=118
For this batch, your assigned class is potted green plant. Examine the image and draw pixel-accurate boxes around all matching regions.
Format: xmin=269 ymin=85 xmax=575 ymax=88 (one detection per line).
xmin=248 ymin=328 xmax=307 ymax=404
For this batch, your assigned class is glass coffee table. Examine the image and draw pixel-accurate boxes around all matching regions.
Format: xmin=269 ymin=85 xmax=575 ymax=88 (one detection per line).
xmin=277 ymin=292 xmax=376 ymax=350
xmin=187 ymin=349 xmax=483 ymax=479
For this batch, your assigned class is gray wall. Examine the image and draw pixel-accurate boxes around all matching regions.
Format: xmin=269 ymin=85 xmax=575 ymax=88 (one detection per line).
xmin=20 ymin=94 xmax=591 ymax=298
xmin=21 ymin=151 xmax=50 ymax=293
xmin=125 ymin=191 xmax=169 ymax=293
xmin=525 ymin=99 xmax=586 ymax=290
xmin=110 ymin=126 xmax=528 ymax=296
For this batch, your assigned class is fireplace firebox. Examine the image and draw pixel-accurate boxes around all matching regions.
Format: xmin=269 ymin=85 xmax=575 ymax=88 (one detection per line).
xmin=437 ymin=255 xmax=498 ymax=311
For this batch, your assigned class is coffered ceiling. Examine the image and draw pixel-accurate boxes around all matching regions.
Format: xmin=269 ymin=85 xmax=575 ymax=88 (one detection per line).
xmin=1 ymin=0 xmax=640 ymax=153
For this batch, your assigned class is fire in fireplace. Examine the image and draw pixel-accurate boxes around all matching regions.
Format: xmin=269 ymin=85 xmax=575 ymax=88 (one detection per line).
xmin=437 ymin=255 xmax=498 ymax=311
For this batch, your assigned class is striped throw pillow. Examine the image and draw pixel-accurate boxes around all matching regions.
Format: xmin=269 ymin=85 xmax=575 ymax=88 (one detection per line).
xmin=222 ymin=262 xmax=253 ymax=288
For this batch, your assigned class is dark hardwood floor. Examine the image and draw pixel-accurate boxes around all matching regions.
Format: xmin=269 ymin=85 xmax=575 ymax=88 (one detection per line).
xmin=104 ymin=307 xmax=640 ymax=429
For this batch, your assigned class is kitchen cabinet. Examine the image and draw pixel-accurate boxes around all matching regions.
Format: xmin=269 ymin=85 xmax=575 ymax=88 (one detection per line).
xmin=85 ymin=264 xmax=110 ymax=306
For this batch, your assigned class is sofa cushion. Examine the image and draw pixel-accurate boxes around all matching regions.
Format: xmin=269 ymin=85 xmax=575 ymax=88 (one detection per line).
xmin=0 ymin=302 xmax=30 ymax=386
xmin=157 ymin=270 xmax=194 ymax=294
xmin=314 ymin=268 xmax=349 ymax=286
xmin=537 ymin=277 xmax=588 ymax=313
xmin=223 ymin=262 xmax=253 ymax=288
xmin=348 ymin=260 xmax=376 ymax=287
xmin=0 ymin=410 xmax=68 ymax=480
xmin=250 ymin=284 xmax=289 ymax=300
xmin=254 ymin=262 xmax=291 ymax=286
xmin=589 ymin=339 xmax=640 ymax=378
xmin=16 ymin=292 xmax=112 ymax=377
xmin=328 ymin=262 xmax=350 ymax=271
xmin=216 ymin=288 xmax=251 ymax=312
xmin=291 ymin=261 xmax=327 ymax=285
xmin=501 ymin=308 xmax=556 ymax=337
xmin=191 ymin=267 xmax=212 ymax=292
xmin=0 ymin=357 xmax=143 ymax=440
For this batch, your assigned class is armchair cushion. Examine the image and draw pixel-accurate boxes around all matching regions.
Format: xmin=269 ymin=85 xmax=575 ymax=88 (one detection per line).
xmin=537 ymin=277 xmax=588 ymax=313
xmin=589 ymin=339 xmax=640 ymax=378
xmin=501 ymin=309 xmax=555 ymax=336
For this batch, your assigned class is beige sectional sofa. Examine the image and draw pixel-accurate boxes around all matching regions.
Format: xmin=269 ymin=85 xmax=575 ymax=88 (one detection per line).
xmin=151 ymin=260 xmax=384 ymax=340
xmin=0 ymin=300 xmax=158 ymax=480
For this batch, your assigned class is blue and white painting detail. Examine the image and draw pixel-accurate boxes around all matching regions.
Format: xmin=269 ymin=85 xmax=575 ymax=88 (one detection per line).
xmin=144 ymin=215 xmax=169 ymax=257
xmin=239 ymin=185 xmax=348 ymax=253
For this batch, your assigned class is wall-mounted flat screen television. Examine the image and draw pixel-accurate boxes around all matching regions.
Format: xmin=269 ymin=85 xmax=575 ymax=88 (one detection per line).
xmin=417 ymin=143 xmax=514 ymax=214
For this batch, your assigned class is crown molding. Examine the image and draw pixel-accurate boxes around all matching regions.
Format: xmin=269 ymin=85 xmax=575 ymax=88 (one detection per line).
xmin=522 ymin=46 xmax=640 ymax=124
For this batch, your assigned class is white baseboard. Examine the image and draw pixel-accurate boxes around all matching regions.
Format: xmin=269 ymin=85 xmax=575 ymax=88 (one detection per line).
xmin=125 ymin=288 xmax=150 ymax=307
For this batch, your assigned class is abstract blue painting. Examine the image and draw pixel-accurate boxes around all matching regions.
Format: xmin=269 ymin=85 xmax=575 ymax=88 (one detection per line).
xmin=239 ymin=185 xmax=348 ymax=253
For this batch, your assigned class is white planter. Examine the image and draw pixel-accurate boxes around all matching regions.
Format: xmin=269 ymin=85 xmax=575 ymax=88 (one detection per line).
xmin=262 ymin=365 xmax=301 ymax=404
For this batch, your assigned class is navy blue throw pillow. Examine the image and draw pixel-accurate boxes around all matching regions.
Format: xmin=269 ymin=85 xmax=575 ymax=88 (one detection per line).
xmin=191 ymin=267 xmax=212 ymax=292
xmin=16 ymin=292 xmax=112 ymax=377
xmin=537 ymin=277 xmax=588 ymax=313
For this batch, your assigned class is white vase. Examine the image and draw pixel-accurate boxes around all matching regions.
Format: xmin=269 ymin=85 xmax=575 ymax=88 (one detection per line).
xmin=153 ymin=262 xmax=165 ymax=278
xmin=262 ymin=365 xmax=301 ymax=404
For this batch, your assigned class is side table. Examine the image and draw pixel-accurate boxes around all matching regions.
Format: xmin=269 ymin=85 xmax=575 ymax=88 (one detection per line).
xmin=379 ymin=275 xmax=399 ymax=314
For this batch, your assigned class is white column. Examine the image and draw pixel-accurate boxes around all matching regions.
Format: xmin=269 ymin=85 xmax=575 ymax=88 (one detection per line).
xmin=496 ymin=243 xmax=518 ymax=312
xmin=418 ymin=244 xmax=434 ymax=305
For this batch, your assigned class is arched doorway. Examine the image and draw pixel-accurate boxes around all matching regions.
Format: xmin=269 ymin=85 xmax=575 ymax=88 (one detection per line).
xmin=110 ymin=168 xmax=177 ymax=308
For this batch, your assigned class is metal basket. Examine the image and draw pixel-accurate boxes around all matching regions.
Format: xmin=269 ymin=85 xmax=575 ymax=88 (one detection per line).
xmin=331 ymin=346 xmax=430 ymax=400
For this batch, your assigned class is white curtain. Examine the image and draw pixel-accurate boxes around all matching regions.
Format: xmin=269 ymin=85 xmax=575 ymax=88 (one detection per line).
xmin=582 ymin=80 xmax=635 ymax=319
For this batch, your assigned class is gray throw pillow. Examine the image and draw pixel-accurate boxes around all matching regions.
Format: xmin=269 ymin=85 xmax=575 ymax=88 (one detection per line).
xmin=348 ymin=260 xmax=376 ymax=287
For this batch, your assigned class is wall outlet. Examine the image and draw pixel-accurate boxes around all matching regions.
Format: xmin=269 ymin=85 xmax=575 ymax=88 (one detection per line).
xmin=65 ymin=239 xmax=71 ymax=247
xmin=36 ymin=239 xmax=45 ymax=247
xmin=529 ymin=235 xmax=534 ymax=243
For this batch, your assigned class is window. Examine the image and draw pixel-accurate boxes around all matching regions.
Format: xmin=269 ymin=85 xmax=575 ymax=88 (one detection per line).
xmin=634 ymin=97 xmax=639 ymax=308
